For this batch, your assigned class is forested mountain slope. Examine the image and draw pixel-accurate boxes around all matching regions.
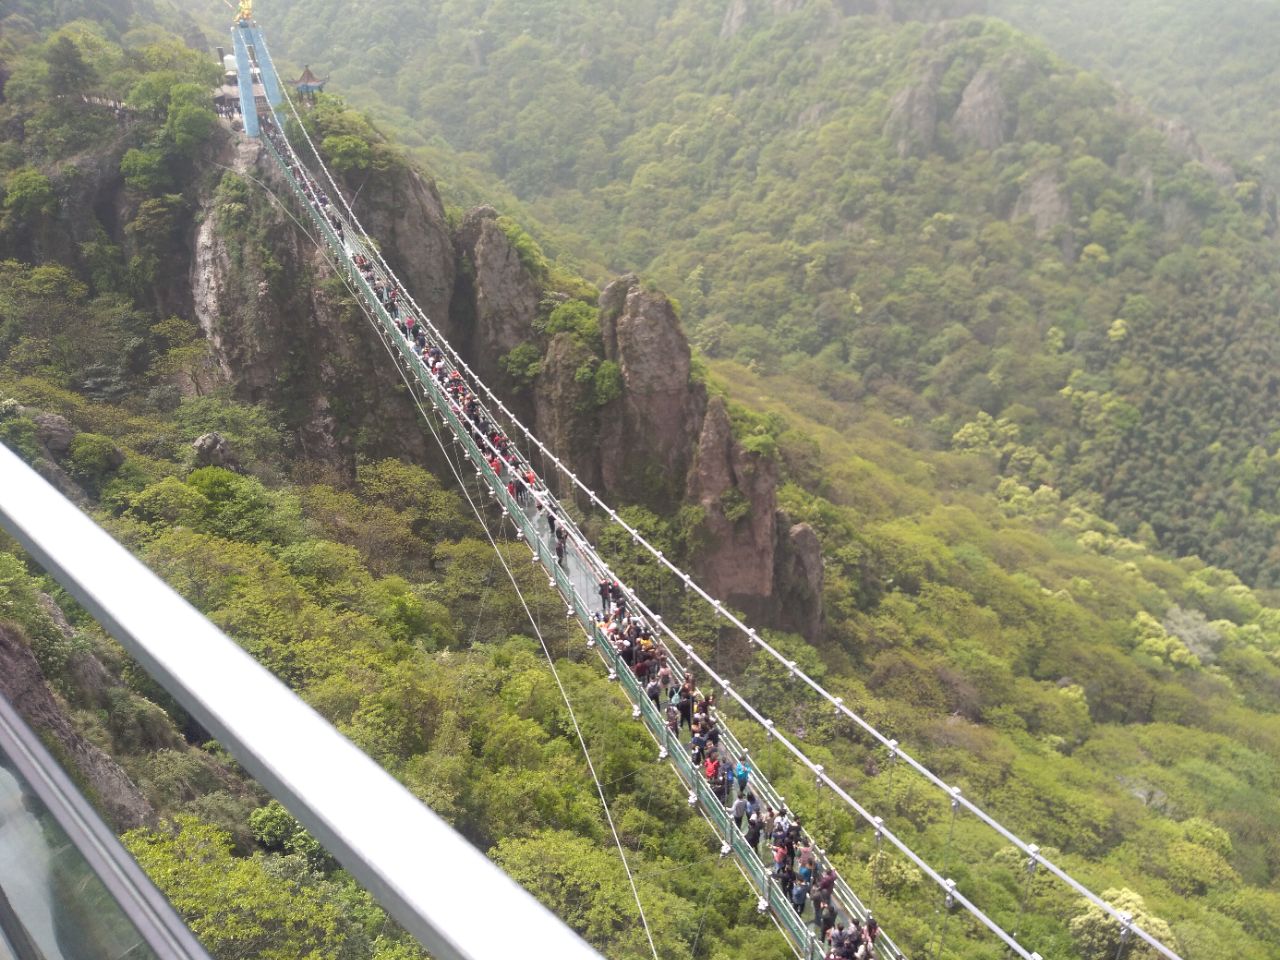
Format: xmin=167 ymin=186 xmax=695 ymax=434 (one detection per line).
xmin=987 ymin=0 xmax=1280 ymax=190
xmin=3 ymin=4 xmax=1280 ymax=960
xmin=260 ymin=0 xmax=1280 ymax=589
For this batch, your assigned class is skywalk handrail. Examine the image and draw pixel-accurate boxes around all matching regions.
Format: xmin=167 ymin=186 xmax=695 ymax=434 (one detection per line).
xmin=0 ymin=442 xmax=602 ymax=960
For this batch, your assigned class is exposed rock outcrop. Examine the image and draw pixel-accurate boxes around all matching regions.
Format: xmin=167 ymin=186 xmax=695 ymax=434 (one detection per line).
xmin=14 ymin=407 xmax=87 ymax=505
xmin=533 ymin=332 xmax=603 ymax=491
xmin=951 ymin=67 xmax=1007 ymax=150
xmin=184 ymin=129 xmax=826 ymax=636
xmin=687 ymin=397 xmax=778 ymax=601
xmin=346 ymin=159 xmax=455 ymax=336
xmin=1013 ymin=170 xmax=1070 ymax=238
xmin=774 ymin=520 xmax=825 ymax=640
xmin=0 ymin=623 xmax=154 ymax=831
xmin=523 ymin=273 xmax=825 ymax=637
xmin=31 ymin=411 xmax=75 ymax=458
xmin=1154 ymin=119 xmax=1233 ymax=185
xmin=597 ymin=276 xmax=707 ymax=504
xmin=192 ymin=431 xmax=239 ymax=470
xmin=885 ymin=66 xmax=941 ymax=158
xmin=190 ymin=136 xmax=433 ymax=470
xmin=721 ymin=0 xmax=753 ymax=39
xmin=454 ymin=206 xmax=542 ymax=389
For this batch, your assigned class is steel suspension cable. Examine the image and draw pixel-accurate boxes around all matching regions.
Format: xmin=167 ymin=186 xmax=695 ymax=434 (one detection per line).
xmin=218 ymin=151 xmax=662 ymax=955
xmin=244 ymin=88 xmax=1155 ymax=960
xmin=258 ymin=135 xmax=981 ymax=958
xmin=258 ymin=86 xmax=1141 ymax=951
xmin=261 ymin=75 xmax=1177 ymax=956
xmin=237 ymin=130 xmax=820 ymax=960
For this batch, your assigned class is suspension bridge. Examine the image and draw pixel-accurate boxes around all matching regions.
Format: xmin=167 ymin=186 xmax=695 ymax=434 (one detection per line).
xmin=214 ymin=8 xmax=1187 ymax=960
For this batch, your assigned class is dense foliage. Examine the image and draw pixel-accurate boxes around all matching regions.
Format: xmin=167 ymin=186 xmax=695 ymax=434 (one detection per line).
xmin=265 ymin=0 xmax=1280 ymax=589
xmin=990 ymin=0 xmax=1280 ymax=189
xmin=0 ymin=13 xmax=787 ymax=959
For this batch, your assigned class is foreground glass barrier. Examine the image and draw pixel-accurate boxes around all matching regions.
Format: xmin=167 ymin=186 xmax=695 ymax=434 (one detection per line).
xmin=0 ymin=694 xmax=207 ymax=960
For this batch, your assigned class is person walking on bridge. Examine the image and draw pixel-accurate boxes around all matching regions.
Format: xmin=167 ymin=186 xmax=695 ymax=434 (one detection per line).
xmin=745 ymin=811 xmax=762 ymax=853
xmin=816 ymin=867 xmax=837 ymax=913
xmin=677 ymin=683 xmax=694 ymax=732
xmin=791 ymin=876 xmax=810 ymax=916
xmin=734 ymin=757 xmax=751 ymax=796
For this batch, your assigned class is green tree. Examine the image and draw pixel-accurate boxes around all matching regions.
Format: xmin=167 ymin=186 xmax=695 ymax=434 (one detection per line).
xmin=1068 ymin=888 xmax=1176 ymax=960
xmin=164 ymin=83 xmax=216 ymax=157
xmin=120 ymin=148 xmax=172 ymax=194
xmin=493 ymin=830 xmax=696 ymax=958
xmin=123 ymin=817 xmax=353 ymax=960
xmin=321 ymin=134 xmax=372 ymax=173
xmin=43 ymin=35 xmax=94 ymax=96
xmin=3 ymin=167 xmax=56 ymax=227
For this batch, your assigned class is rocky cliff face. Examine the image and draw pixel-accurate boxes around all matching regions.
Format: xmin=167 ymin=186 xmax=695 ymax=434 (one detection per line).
xmin=596 ymin=275 xmax=707 ymax=504
xmin=453 ymin=206 xmax=543 ymax=390
xmin=181 ymin=128 xmax=824 ymax=637
xmin=345 ymin=155 xmax=456 ymax=334
xmin=507 ymin=273 xmax=824 ymax=638
xmin=687 ymin=397 xmax=777 ymax=598
xmin=952 ymin=66 xmax=1008 ymax=151
xmin=885 ymin=62 xmax=942 ymax=158
xmin=189 ymin=134 xmax=433 ymax=470
xmin=0 ymin=621 xmax=154 ymax=831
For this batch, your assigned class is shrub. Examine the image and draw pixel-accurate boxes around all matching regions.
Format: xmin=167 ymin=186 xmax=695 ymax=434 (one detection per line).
xmin=120 ymin=148 xmax=171 ymax=194
xmin=593 ymin=359 xmax=622 ymax=406
xmin=537 ymin=299 xmax=599 ymax=348
xmin=499 ymin=342 xmax=542 ymax=392
xmin=3 ymin=167 xmax=56 ymax=226
xmin=321 ymin=134 xmax=372 ymax=173
xmin=66 ymin=432 xmax=122 ymax=492
xmin=496 ymin=216 xmax=548 ymax=279
xmin=163 ymin=83 xmax=216 ymax=157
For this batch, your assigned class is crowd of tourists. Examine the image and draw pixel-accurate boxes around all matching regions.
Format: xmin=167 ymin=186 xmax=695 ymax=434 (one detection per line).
xmin=596 ymin=586 xmax=882 ymax=957
xmin=260 ymin=110 xmax=885 ymax=960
